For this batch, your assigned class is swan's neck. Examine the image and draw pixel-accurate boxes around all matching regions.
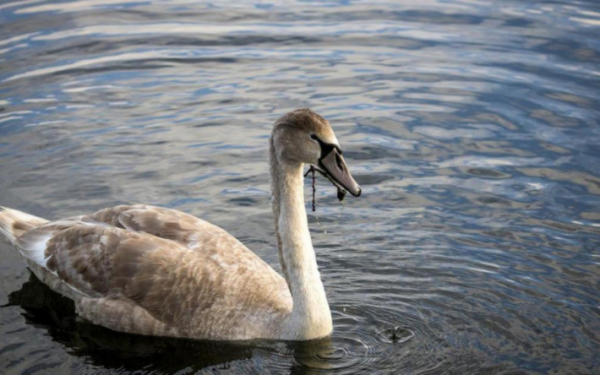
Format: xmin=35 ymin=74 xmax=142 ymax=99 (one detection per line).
xmin=270 ymin=149 xmax=332 ymax=339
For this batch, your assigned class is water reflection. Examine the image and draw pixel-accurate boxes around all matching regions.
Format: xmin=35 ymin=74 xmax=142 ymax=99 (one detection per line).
xmin=7 ymin=274 xmax=256 ymax=373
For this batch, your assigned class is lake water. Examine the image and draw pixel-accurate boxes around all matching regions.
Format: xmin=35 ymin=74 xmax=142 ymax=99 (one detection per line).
xmin=1 ymin=0 xmax=599 ymax=373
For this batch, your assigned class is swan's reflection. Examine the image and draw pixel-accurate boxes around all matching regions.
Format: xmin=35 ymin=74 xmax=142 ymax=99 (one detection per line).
xmin=8 ymin=273 xmax=255 ymax=372
xmin=8 ymin=272 xmax=339 ymax=374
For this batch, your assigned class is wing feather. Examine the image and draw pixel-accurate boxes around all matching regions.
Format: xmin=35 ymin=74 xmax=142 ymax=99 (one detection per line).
xmin=14 ymin=205 xmax=292 ymax=337
xmin=88 ymin=205 xmax=225 ymax=250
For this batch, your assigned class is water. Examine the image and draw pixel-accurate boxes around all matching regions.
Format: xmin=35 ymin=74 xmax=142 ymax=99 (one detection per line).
xmin=1 ymin=0 xmax=599 ymax=373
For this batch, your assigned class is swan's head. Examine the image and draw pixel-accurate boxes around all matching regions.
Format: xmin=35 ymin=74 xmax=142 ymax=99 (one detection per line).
xmin=271 ymin=108 xmax=361 ymax=197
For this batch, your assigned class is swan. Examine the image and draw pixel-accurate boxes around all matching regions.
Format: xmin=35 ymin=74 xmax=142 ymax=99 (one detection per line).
xmin=0 ymin=108 xmax=361 ymax=341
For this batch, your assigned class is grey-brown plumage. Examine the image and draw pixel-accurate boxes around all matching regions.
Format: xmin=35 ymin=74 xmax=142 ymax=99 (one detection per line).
xmin=10 ymin=205 xmax=292 ymax=340
xmin=0 ymin=109 xmax=361 ymax=341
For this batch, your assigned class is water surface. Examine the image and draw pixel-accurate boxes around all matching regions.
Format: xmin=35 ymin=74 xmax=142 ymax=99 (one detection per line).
xmin=1 ymin=0 xmax=600 ymax=373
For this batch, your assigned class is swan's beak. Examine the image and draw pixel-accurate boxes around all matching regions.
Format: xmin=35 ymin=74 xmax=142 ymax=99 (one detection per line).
xmin=318 ymin=148 xmax=362 ymax=197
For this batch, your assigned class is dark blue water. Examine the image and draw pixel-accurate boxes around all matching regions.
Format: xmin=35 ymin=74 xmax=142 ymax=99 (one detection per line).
xmin=1 ymin=0 xmax=599 ymax=373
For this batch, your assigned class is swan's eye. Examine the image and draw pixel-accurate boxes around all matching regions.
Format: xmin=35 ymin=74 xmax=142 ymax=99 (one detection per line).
xmin=310 ymin=134 xmax=318 ymax=141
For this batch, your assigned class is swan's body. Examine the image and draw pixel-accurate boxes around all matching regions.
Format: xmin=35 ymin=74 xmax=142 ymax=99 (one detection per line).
xmin=0 ymin=109 xmax=361 ymax=341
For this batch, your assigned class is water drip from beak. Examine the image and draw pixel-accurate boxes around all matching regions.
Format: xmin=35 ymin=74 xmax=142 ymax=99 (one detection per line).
xmin=305 ymin=165 xmax=346 ymax=212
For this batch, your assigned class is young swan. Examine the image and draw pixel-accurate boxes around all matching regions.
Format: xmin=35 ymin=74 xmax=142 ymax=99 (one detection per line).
xmin=0 ymin=108 xmax=361 ymax=341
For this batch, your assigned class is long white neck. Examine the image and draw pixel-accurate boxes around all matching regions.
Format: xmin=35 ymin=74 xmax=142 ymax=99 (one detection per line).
xmin=269 ymin=142 xmax=332 ymax=339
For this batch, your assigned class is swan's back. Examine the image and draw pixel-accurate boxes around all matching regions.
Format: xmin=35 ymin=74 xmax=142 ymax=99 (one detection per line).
xmin=2 ymin=205 xmax=292 ymax=340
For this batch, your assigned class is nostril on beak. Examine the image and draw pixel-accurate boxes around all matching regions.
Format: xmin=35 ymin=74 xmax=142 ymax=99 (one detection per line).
xmin=336 ymin=154 xmax=344 ymax=171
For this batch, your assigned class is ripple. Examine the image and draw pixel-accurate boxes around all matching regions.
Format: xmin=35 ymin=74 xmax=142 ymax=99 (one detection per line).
xmin=291 ymin=335 xmax=375 ymax=373
xmin=377 ymin=326 xmax=416 ymax=344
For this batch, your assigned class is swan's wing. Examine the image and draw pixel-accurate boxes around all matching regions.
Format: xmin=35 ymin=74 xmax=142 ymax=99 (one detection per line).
xmin=16 ymin=219 xmax=291 ymax=338
xmin=88 ymin=205 xmax=229 ymax=250
xmin=16 ymin=222 xmax=174 ymax=298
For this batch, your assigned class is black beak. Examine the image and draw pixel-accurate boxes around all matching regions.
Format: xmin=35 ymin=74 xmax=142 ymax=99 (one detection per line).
xmin=317 ymin=145 xmax=361 ymax=198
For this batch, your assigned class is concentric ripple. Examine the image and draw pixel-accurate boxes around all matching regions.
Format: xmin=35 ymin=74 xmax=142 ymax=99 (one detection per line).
xmin=291 ymin=335 xmax=374 ymax=373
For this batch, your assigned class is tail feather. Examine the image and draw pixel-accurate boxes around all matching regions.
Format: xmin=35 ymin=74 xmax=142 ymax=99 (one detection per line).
xmin=0 ymin=206 xmax=48 ymax=245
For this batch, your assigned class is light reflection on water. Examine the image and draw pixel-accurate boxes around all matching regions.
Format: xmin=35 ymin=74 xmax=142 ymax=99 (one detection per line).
xmin=1 ymin=0 xmax=599 ymax=373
